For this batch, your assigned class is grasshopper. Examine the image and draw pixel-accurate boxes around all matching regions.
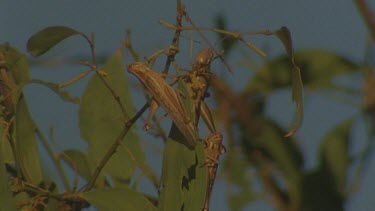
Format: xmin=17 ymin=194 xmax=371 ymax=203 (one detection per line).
xmin=129 ymin=49 xmax=225 ymax=211
xmin=182 ymin=48 xmax=216 ymax=132
xmin=202 ymin=132 xmax=226 ymax=211
xmin=183 ymin=48 xmax=226 ymax=211
xmin=127 ymin=62 xmax=199 ymax=147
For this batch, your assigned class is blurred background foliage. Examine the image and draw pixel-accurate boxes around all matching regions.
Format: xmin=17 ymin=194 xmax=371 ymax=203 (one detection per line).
xmin=210 ymin=1 xmax=375 ymax=209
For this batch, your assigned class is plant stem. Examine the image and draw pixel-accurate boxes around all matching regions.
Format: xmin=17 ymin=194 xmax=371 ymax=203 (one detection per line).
xmin=35 ymin=127 xmax=71 ymax=192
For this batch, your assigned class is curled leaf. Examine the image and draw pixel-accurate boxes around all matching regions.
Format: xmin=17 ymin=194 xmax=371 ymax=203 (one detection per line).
xmin=27 ymin=26 xmax=81 ymax=57
xmin=274 ymin=27 xmax=304 ymax=137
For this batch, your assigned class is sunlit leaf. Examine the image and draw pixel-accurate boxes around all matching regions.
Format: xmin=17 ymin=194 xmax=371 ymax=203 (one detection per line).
xmin=79 ymin=48 xmax=149 ymax=186
xmin=320 ymin=118 xmax=353 ymax=194
xmin=15 ymin=95 xmax=43 ymax=183
xmin=27 ymin=26 xmax=81 ymax=57
xmin=82 ymin=188 xmax=157 ymax=211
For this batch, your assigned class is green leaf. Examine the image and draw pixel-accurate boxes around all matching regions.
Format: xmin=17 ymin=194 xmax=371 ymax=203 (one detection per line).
xmin=30 ymin=79 xmax=80 ymax=103
xmin=0 ymin=127 xmax=16 ymax=210
xmin=79 ymin=48 xmax=148 ymax=186
xmin=61 ymin=149 xmax=92 ymax=180
xmin=159 ymin=137 xmax=207 ymax=211
xmin=15 ymin=95 xmax=43 ymax=183
xmin=320 ymin=118 xmax=353 ymax=194
xmin=27 ymin=26 xmax=81 ymax=57
xmin=82 ymin=188 xmax=157 ymax=211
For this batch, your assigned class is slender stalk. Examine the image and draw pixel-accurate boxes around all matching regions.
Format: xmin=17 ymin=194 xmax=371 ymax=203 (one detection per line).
xmin=124 ymin=30 xmax=140 ymax=62
xmin=35 ymin=127 xmax=71 ymax=192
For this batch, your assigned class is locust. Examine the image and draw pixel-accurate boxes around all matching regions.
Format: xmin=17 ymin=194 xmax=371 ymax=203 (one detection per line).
xmin=128 ymin=49 xmax=225 ymax=211
xmin=182 ymin=48 xmax=226 ymax=211
xmin=182 ymin=48 xmax=216 ymax=132
xmin=202 ymin=132 xmax=225 ymax=211
xmin=127 ymin=62 xmax=199 ymax=147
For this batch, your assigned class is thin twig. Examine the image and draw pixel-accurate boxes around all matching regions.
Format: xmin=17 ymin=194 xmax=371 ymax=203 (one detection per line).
xmin=124 ymin=30 xmax=140 ymax=62
xmin=35 ymin=127 xmax=71 ymax=192
xmin=162 ymin=2 xmax=185 ymax=74
xmin=80 ymin=32 xmax=129 ymax=118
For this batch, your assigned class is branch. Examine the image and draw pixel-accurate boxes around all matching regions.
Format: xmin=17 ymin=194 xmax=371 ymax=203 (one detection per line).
xmin=162 ymin=2 xmax=185 ymax=74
